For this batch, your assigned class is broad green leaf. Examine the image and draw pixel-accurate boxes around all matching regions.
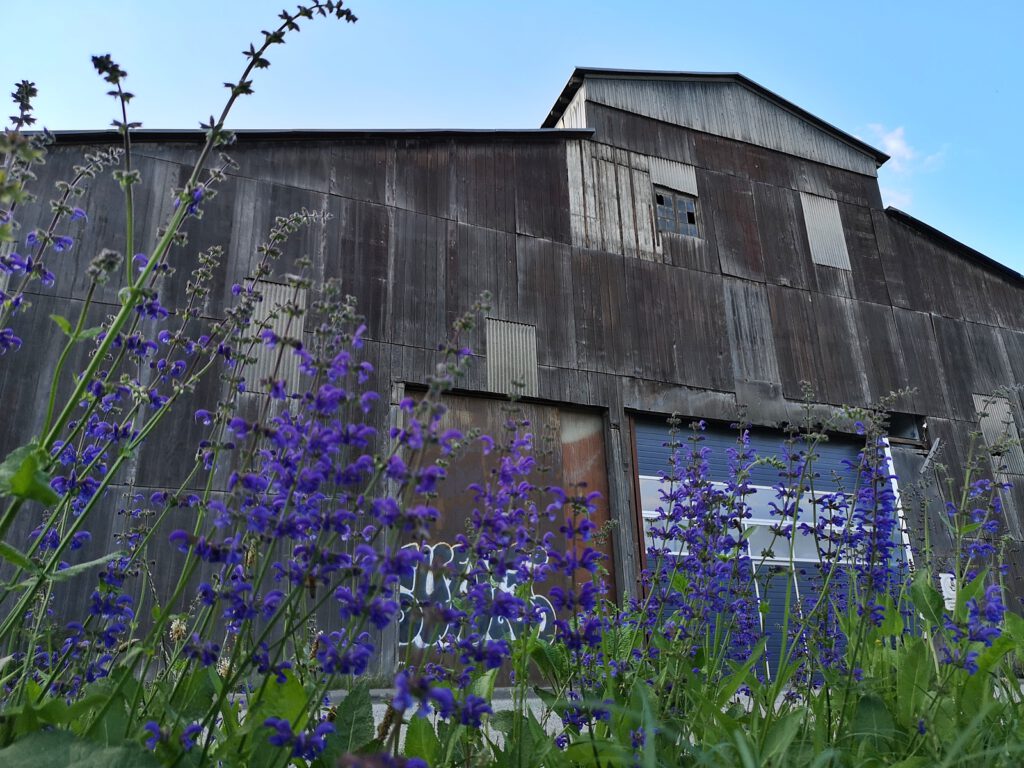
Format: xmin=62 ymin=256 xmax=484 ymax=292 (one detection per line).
xmin=530 ymin=639 xmax=568 ymax=686
xmin=895 ymin=638 xmax=933 ymax=729
xmin=909 ymin=570 xmax=946 ymax=628
xmin=0 ymin=729 xmax=161 ymax=767
xmin=852 ymin=694 xmax=896 ymax=748
xmin=245 ymin=672 xmax=313 ymax=768
xmin=166 ymin=667 xmax=217 ymax=723
xmin=489 ymin=710 xmax=516 ymax=735
xmin=955 ymin=570 xmax=989 ymax=618
xmin=565 ymin=737 xmax=634 ymax=766
xmin=762 ymin=710 xmax=804 ymax=763
xmin=0 ymin=443 xmax=59 ymax=506
xmin=522 ymin=711 xmax=554 ymax=767
xmin=470 ymin=668 xmax=498 ymax=701
xmin=877 ymin=592 xmax=904 ymax=637
xmin=49 ymin=314 xmax=72 ymax=335
xmin=84 ymin=669 xmax=141 ymax=746
xmin=1003 ymin=609 xmax=1024 ymax=649
xmin=322 ymin=681 xmax=375 ymax=760
xmin=405 ymin=715 xmax=441 ymax=764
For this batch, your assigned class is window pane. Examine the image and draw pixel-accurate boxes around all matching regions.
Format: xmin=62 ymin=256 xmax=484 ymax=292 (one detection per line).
xmin=746 ymin=524 xmax=821 ymax=562
xmin=654 ymin=186 xmax=699 ymax=238
xmin=638 ymin=476 xmax=663 ymax=514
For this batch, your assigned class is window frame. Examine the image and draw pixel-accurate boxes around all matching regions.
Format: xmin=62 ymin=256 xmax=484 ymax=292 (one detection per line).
xmin=654 ymin=185 xmax=700 ymax=238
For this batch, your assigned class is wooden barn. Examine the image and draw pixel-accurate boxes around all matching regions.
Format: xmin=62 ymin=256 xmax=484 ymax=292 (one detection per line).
xmin=4 ymin=68 xmax=1023 ymax=664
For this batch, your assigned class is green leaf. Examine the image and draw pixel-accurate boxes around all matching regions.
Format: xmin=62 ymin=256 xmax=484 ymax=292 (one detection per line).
xmin=165 ymin=667 xmax=217 ymax=723
xmin=852 ymin=694 xmax=896 ymax=748
xmin=322 ymin=681 xmax=374 ymax=759
xmin=895 ymin=637 xmax=933 ymax=729
xmin=877 ymin=592 xmax=904 ymax=637
xmin=523 ymin=711 xmax=554 ymax=766
xmin=0 ymin=443 xmax=59 ymax=506
xmin=50 ymin=314 xmax=72 ymax=335
xmin=1003 ymin=609 xmax=1024 ymax=649
xmin=254 ymin=668 xmax=307 ymax=726
xmin=530 ymin=639 xmax=569 ymax=686
xmin=955 ymin=570 xmax=989 ymax=618
xmin=762 ymin=710 xmax=804 ymax=763
xmin=565 ymin=737 xmax=634 ymax=766
xmin=469 ymin=668 xmax=498 ymax=701
xmin=405 ymin=715 xmax=441 ymax=764
xmin=0 ymin=729 xmax=161 ymax=767
xmin=0 ymin=540 xmax=38 ymax=572
xmin=79 ymin=326 xmax=104 ymax=340
xmin=909 ymin=570 xmax=946 ymax=628
xmin=49 ymin=552 xmax=125 ymax=583
xmin=488 ymin=710 xmax=516 ymax=735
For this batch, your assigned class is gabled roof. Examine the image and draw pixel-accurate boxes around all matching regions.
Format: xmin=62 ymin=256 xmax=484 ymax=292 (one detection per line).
xmin=541 ymin=67 xmax=889 ymax=167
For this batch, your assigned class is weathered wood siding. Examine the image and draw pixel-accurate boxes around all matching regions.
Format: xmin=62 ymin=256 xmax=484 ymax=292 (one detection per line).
xmin=4 ymin=79 xmax=1023 ymax=613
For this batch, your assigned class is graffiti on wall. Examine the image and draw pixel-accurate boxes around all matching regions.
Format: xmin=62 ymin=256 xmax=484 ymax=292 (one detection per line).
xmin=397 ymin=542 xmax=556 ymax=648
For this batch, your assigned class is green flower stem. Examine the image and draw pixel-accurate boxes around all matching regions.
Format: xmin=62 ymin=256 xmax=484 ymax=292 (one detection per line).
xmin=42 ymin=282 xmax=97 ymax=435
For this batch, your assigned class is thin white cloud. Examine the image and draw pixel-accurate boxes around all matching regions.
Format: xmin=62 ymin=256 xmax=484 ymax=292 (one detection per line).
xmin=922 ymin=145 xmax=948 ymax=172
xmin=880 ymin=186 xmax=913 ymax=210
xmin=868 ymin=124 xmax=916 ymax=173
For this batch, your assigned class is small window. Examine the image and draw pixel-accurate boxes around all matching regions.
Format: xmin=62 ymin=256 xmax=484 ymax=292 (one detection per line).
xmin=654 ymin=186 xmax=699 ymax=238
xmin=886 ymin=412 xmax=927 ymax=445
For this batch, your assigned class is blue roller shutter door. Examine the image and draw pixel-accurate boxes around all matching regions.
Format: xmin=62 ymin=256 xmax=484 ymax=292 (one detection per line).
xmin=633 ymin=418 xmax=863 ymax=676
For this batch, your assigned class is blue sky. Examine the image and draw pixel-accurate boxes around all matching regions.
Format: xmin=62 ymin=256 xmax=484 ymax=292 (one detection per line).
xmin=2 ymin=0 xmax=1020 ymax=273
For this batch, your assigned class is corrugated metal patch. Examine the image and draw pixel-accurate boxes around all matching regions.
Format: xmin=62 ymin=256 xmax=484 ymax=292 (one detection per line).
xmin=250 ymin=280 xmax=306 ymax=394
xmin=648 ymin=157 xmax=698 ymax=196
xmin=973 ymin=394 xmax=1024 ymax=475
xmin=486 ymin=318 xmax=538 ymax=397
xmin=800 ymin=192 xmax=851 ymax=270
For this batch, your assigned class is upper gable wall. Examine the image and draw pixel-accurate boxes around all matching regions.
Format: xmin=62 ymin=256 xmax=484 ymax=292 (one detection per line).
xmin=581 ymin=77 xmax=879 ymax=177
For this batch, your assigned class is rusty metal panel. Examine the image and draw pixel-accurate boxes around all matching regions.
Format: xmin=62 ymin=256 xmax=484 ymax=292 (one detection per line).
xmin=249 ymin=280 xmax=306 ymax=393
xmin=486 ymin=318 xmax=539 ymax=397
xmin=648 ymin=157 xmax=698 ymax=196
xmin=559 ymin=410 xmax=616 ymax=599
xmin=400 ymin=395 xmax=616 ymax=653
xmin=800 ymin=192 xmax=851 ymax=270
xmin=973 ymin=394 xmax=1024 ymax=476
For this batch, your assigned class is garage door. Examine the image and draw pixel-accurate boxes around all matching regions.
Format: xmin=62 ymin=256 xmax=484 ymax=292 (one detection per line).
xmin=633 ymin=417 xmax=867 ymax=677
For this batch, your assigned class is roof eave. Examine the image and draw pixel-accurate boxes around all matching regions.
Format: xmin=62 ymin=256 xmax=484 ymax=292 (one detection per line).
xmin=47 ymin=127 xmax=596 ymax=145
